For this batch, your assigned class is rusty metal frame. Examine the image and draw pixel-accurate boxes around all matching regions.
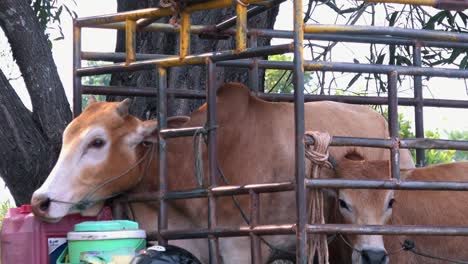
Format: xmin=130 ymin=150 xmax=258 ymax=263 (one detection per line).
xmin=72 ymin=0 xmax=468 ymax=263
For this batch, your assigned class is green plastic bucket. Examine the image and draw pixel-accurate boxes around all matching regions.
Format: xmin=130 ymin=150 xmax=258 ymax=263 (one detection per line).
xmin=65 ymin=220 xmax=146 ymax=264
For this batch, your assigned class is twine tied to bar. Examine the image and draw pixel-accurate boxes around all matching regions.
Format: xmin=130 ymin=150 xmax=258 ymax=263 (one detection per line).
xmin=305 ymin=131 xmax=333 ymax=264
xmin=159 ymin=0 xmax=186 ymax=26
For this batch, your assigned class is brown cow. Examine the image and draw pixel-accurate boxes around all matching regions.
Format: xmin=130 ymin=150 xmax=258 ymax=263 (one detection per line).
xmin=329 ymin=157 xmax=468 ymax=264
xmin=31 ymin=82 xmax=414 ymax=263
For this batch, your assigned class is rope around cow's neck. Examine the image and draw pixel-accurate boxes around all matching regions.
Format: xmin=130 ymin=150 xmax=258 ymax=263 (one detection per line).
xmin=49 ymin=143 xmax=155 ymax=211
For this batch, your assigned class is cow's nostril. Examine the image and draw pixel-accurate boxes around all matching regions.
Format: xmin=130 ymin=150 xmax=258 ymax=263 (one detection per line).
xmin=361 ymin=249 xmax=387 ymax=264
xmin=39 ymin=197 xmax=51 ymax=212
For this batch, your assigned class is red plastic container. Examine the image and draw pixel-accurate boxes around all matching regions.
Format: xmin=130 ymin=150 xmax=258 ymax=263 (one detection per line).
xmin=1 ymin=204 xmax=112 ymax=264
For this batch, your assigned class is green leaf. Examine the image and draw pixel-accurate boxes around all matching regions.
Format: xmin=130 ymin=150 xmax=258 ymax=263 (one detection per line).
xmin=424 ymin=11 xmax=446 ymax=30
xmin=396 ymin=55 xmax=412 ymax=66
xmin=346 ymin=73 xmax=362 ymax=89
xmin=376 ymin=54 xmax=386 ymax=65
xmin=388 ymin=11 xmax=398 ymax=27
xmin=460 ymin=55 xmax=468 ymax=69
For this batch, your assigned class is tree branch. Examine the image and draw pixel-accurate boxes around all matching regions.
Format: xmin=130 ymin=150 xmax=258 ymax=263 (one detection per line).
xmin=0 ymin=0 xmax=71 ymax=152
xmin=0 ymin=69 xmax=54 ymax=205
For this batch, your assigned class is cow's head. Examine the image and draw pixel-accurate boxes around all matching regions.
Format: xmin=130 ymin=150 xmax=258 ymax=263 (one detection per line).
xmin=31 ymin=99 xmax=188 ymax=222
xmin=329 ymin=153 xmax=393 ymax=264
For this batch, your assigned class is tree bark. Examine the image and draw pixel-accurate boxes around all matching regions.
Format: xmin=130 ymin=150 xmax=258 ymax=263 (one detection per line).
xmin=0 ymin=0 xmax=72 ymax=204
xmin=110 ymin=0 xmax=279 ymax=117
xmin=0 ymin=0 xmax=71 ymax=151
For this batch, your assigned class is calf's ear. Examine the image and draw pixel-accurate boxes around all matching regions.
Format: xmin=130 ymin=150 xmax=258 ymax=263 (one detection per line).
xmin=138 ymin=120 xmax=159 ymax=143
xmin=167 ymin=116 xmax=190 ymax=128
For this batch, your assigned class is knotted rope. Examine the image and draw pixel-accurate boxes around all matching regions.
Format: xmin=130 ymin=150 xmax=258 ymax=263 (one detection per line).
xmin=159 ymin=0 xmax=186 ymax=26
xmin=305 ymin=131 xmax=333 ymax=264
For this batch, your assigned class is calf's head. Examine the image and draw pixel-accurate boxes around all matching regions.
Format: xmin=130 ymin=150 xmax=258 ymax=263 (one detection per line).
xmin=31 ymin=99 xmax=175 ymax=222
xmin=330 ymin=155 xmax=394 ymax=264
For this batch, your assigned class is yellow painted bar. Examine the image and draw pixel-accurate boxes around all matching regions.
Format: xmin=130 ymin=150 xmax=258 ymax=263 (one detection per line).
xmin=236 ymin=2 xmax=248 ymax=53
xmin=180 ymin=12 xmax=191 ymax=58
xmin=304 ymin=24 xmax=360 ymax=34
xmin=159 ymin=56 xmax=208 ymax=68
xmin=125 ymin=19 xmax=137 ymax=66
xmin=361 ymin=0 xmax=436 ymax=6
xmin=186 ymin=0 xmax=265 ymax=13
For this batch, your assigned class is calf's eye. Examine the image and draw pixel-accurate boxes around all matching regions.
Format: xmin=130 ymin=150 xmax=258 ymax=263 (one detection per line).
xmin=89 ymin=138 xmax=105 ymax=149
xmin=338 ymin=199 xmax=350 ymax=211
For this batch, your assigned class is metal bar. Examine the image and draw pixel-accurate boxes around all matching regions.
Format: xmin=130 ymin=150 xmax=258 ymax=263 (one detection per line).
xmin=117 ymin=182 xmax=295 ymax=203
xmin=160 ymin=127 xmax=205 ymax=138
xmin=401 ymin=138 xmax=468 ymax=150
xmin=157 ymin=67 xmax=168 ymax=245
xmin=72 ymin=22 xmax=82 ymax=117
xmin=75 ymin=0 xmax=266 ymax=27
xmin=220 ymin=60 xmax=468 ymax=78
xmin=388 ymin=71 xmax=401 ymax=180
xmin=125 ymin=19 xmax=136 ymax=65
xmin=77 ymin=44 xmax=293 ymax=76
xmin=214 ymin=0 xmax=285 ymax=31
xmin=82 ymin=85 xmax=468 ymax=109
xmin=249 ymin=190 xmax=262 ymax=264
xmin=152 ymin=225 xmax=296 ymax=240
xmin=206 ymin=59 xmax=220 ymax=264
xmin=304 ymin=24 xmax=468 ymax=43
xmin=180 ymin=12 xmax=191 ymax=58
xmin=76 ymin=8 xmax=174 ymax=27
xmin=248 ymin=34 xmax=260 ymax=92
xmin=413 ymin=45 xmax=425 ymax=167
xmin=307 ymin=224 xmax=468 ymax=236
xmin=292 ymin=0 xmax=307 ymax=262
xmin=305 ymin=178 xmax=468 ymax=191
xmin=84 ymin=22 xmax=468 ymax=49
xmin=149 ymin=223 xmax=468 ymax=240
xmin=236 ymin=1 xmax=248 ymax=53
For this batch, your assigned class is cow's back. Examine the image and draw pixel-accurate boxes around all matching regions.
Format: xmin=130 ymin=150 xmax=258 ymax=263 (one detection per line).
xmin=386 ymin=162 xmax=468 ymax=263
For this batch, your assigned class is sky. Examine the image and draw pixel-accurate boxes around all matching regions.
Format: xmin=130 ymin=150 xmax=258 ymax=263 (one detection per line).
xmin=0 ymin=0 xmax=467 ymax=204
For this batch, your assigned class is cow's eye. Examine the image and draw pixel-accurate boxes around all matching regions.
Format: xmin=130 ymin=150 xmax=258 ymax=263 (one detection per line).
xmin=387 ymin=198 xmax=396 ymax=209
xmin=338 ymin=199 xmax=350 ymax=211
xmin=89 ymin=138 xmax=105 ymax=149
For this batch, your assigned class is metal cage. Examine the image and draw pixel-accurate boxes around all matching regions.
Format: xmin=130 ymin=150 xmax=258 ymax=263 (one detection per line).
xmin=73 ymin=0 xmax=468 ymax=263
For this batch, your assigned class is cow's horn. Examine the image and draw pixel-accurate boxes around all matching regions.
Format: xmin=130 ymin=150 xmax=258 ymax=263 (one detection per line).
xmin=116 ymin=98 xmax=131 ymax=117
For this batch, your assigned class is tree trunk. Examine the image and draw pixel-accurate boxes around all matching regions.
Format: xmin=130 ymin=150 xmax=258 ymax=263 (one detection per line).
xmin=0 ymin=0 xmax=72 ymax=205
xmin=110 ymin=0 xmax=279 ymax=117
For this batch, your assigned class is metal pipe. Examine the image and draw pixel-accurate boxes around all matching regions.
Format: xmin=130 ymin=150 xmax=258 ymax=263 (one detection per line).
xmin=81 ymin=84 xmax=468 ymax=109
xmin=219 ymin=59 xmax=468 ymax=78
xmin=117 ymin=182 xmax=295 ymax=203
xmin=180 ymin=12 xmax=191 ymax=58
xmin=149 ymin=223 xmax=468 ymax=241
xmin=160 ymin=127 xmax=205 ymax=138
xmin=292 ymin=0 xmax=307 ymax=262
xmin=72 ymin=22 xmax=82 ymax=117
xmin=248 ymin=34 xmax=260 ymax=92
xmin=84 ymin=22 xmax=468 ymax=49
xmin=236 ymin=1 xmax=248 ymax=53
xmin=125 ymin=19 xmax=136 ymax=65
xmin=413 ymin=45 xmax=425 ymax=167
xmin=214 ymin=0 xmax=286 ymax=31
xmin=157 ymin=67 xmax=168 ymax=245
xmin=307 ymin=224 xmax=468 ymax=236
xmin=250 ymin=190 xmax=262 ymax=264
xmin=76 ymin=44 xmax=293 ymax=76
xmin=305 ymin=178 xmax=468 ymax=191
xmin=304 ymin=24 xmax=468 ymax=43
xmin=388 ymin=72 xmax=401 ymax=180
xmin=206 ymin=60 xmax=220 ymax=264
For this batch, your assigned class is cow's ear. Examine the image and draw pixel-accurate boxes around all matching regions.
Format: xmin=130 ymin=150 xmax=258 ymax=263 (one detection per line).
xmin=167 ymin=116 xmax=190 ymax=128
xmin=139 ymin=120 xmax=159 ymax=143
